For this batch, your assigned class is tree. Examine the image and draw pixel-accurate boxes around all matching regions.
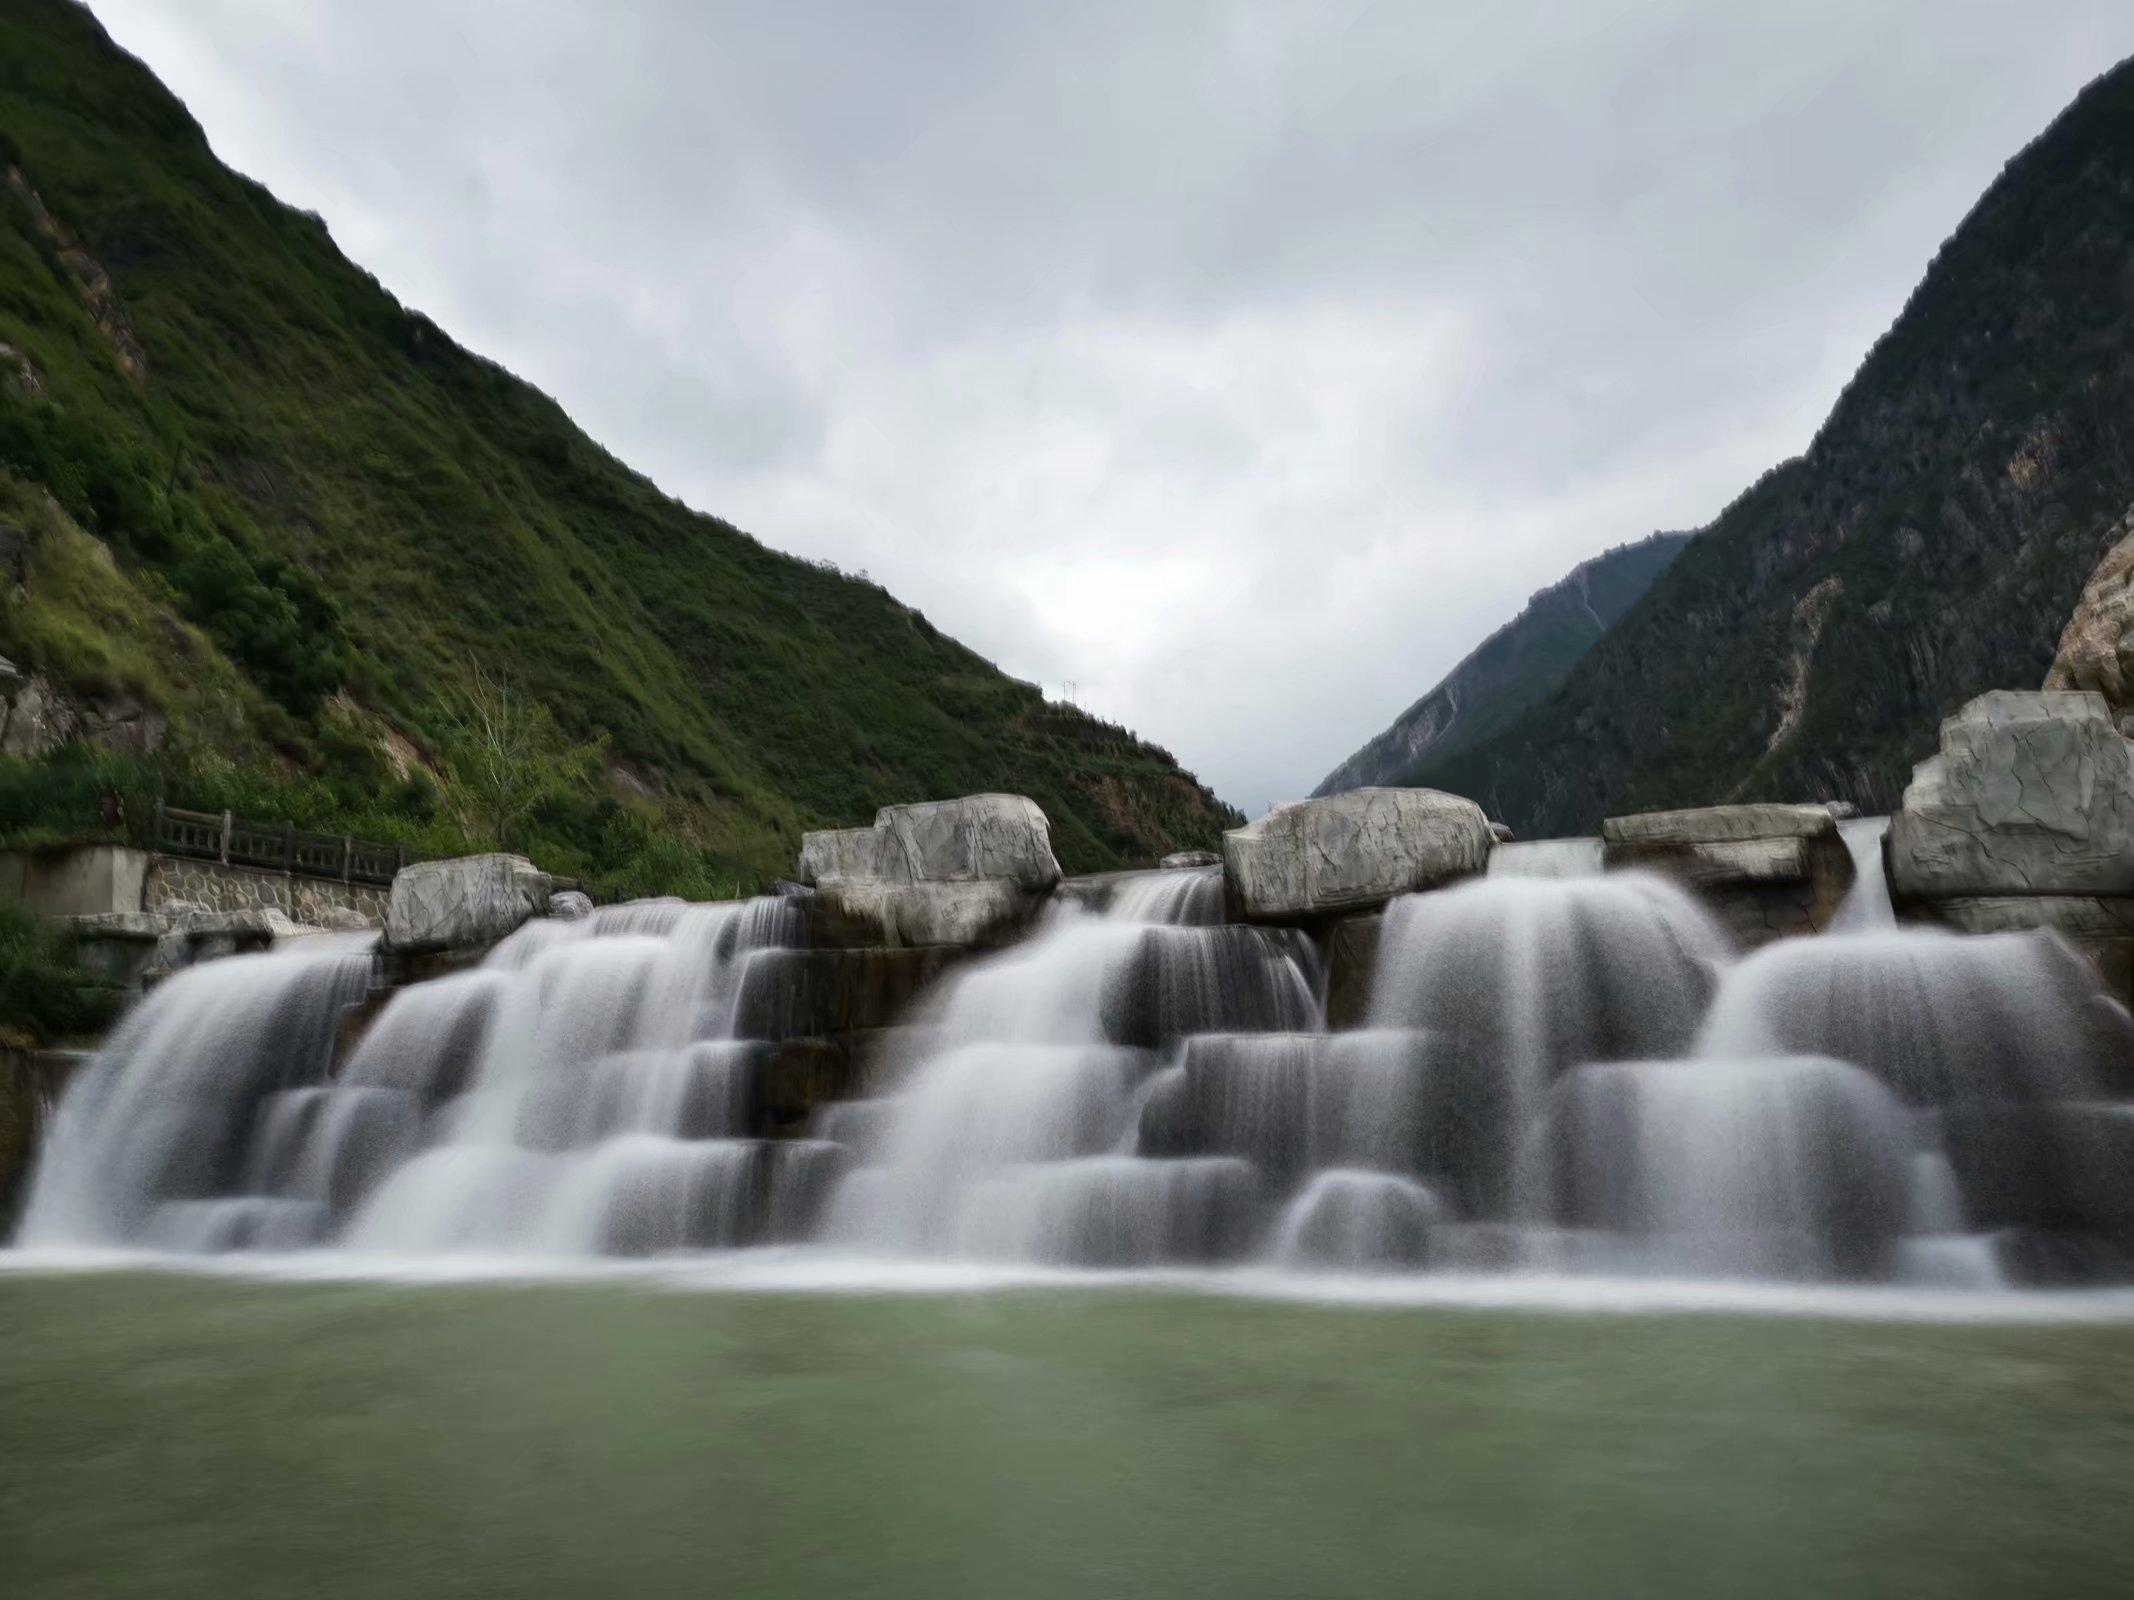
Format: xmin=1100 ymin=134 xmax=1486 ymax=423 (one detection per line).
xmin=433 ymin=664 xmax=604 ymax=850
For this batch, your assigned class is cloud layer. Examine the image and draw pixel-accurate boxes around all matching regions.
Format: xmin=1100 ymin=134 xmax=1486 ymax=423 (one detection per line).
xmin=86 ymin=1 xmax=2134 ymax=811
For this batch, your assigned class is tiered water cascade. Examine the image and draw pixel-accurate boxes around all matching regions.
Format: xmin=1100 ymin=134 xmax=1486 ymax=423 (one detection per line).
xmin=12 ymin=861 xmax=2134 ymax=1294
xmin=18 ymin=899 xmax=822 ymax=1258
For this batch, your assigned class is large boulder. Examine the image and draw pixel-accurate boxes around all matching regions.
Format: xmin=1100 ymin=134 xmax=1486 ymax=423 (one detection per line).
xmin=1223 ymin=788 xmax=1492 ymax=921
xmin=793 ymin=797 xmax=1058 ymax=947
xmin=1601 ymin=802 xmax=1854 ymax=945
xmin=873 ymin=794 xmax=1061 ymax=888
xmin=384 ymin=853 xmax=552 ymax=954
xmin=2044 ymin=509 xmax=2134 ymax=725
xmin=794 ymin=794 xmax=1060 ymax=948
xmin=797 ymin=794 xmax=1060 ymax=890
xmin=1888 ymin=691 xmax=2134 ymax=899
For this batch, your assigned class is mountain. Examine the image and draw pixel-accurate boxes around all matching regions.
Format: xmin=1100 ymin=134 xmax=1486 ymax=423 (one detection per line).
xmin=0 ymin=0 xmax=1238 ymax=887
xmin=1406 ymin=55 xmax=2134 ymax=837
xmin=1312 ymin=532 xmax=1692 ymax=799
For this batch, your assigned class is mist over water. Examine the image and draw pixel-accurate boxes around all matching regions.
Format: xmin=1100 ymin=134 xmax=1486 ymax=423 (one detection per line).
xmin=14 ymin=865 xmax=2134 ymax=1307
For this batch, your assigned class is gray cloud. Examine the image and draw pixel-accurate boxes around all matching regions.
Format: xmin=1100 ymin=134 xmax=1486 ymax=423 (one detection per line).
xmin=87 ymin=0 xmax=2134 ymax=812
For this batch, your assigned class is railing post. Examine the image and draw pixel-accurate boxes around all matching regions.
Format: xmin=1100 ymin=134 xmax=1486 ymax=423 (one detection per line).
xmin=152 ymin=796 xmax=165 ymax=849
xmin=284 ymin=821 xmax=297 ymax=872
xmin=342 ymin=834 xmax=353 ymax=883
xmin=397 ymin=845 xmax=407 ymax=873
xmin=219 ymin=810 xmax=232 ymax=865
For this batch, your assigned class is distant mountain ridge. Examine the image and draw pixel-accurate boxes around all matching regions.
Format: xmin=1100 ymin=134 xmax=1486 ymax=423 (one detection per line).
xmin=1312 ymin=532 xmax=1692 ymax=799
xmin=1406 ymin=54 xmax=2134 ymax=835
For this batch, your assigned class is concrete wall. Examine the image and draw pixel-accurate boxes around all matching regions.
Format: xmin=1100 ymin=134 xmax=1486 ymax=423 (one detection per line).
xmin=0 ymin=843 xmax=385 ymax=924
xmin=0 ymin=845 xmax=150 ymax=916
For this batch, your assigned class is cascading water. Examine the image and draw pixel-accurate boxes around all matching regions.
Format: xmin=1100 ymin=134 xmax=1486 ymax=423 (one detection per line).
xmin=823 ymin=870 xmax=1317 ymax=1264
xmin=18 ymin=936 xmax=378 ymax=1250
xmin=14 ymin=852 xmax=2133 ymax=1295
xmin=1486 ymin=838 xmax=1605 ymax=879
xmin=17 ymin=898 xmax=810 ymax=1259
xmin=1827 ymin=816 xmax=1895 ymax=930
xmin=1696 ymin=929 xmax=2134 ymax=1283
xmin=1106 ymin=864 xmax=1226 ymax=926
xmin=345 ymin=898 xmax=803 ymax=1256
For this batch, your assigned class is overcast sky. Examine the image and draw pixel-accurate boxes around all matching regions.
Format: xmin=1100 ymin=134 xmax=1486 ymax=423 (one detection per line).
xmin=86 ymin=2 xmax=2134 ymax=813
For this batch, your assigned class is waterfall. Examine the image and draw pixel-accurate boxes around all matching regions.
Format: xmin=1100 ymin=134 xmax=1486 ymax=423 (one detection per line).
xmin=1106 ymin=865 xmax=1225 ymax=925
xmin=346 ymin=899 xmax=801 ymax=1255
xmin=1486 ymin=838 xmax=1605 ymax=879
xmin=14 ymin=856 xmax=2134 ymax=1293
xmin=18 ymin=937 xmax=377 ymax=1249
xmin=1827 ymin=816 xmax=1895 ymax=930
xmin=821 ymin=871 xmax=1321 ymax=1263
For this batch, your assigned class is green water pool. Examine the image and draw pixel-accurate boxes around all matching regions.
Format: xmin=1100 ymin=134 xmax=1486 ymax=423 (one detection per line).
xmin=3 ymin=1271 xmax=2132 ymax=1597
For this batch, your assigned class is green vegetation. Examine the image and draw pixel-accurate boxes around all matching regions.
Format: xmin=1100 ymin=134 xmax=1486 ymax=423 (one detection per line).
xmin=432 ymin=664 xmax=606 ymax=853
xmin=3 ymin=1274 xmax=2133 ymax=1598
xmin=0 ymin=898 xmax=111 ymax=1045
xmin=0 ymin=0 xmax=1237 ymax=890
xmin=1314 ymin=532 xmax=1692 ymax=798
xmin=1412 ymin=57 xmax=2134 ymax=834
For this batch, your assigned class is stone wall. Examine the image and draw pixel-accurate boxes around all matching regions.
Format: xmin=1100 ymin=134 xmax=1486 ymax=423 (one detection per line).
xmin=143 ymin=856 xmax=387 ymax=924
xmin=1 ymin=842 xmax=387 ymax=924
xmin=0 ymin=844 xmax=149 ymax=916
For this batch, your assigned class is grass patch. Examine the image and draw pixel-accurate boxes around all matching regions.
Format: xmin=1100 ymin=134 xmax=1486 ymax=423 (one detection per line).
xmin=2 ymin=1272 xmax=2132 ymax=1598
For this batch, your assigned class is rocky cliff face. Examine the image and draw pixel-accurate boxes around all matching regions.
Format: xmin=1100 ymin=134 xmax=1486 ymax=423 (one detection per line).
xmin=1312 ymin=532 xmax=1692 ymax=799
xmin=1413 ymin=56 xmax=2134 ymax=836
xmin=2045 ymin=505 xmax=2134 ymax=725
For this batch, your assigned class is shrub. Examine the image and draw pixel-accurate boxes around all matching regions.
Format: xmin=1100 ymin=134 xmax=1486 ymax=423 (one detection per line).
xmin=0 ymin=900 xmax=118 ymax=1047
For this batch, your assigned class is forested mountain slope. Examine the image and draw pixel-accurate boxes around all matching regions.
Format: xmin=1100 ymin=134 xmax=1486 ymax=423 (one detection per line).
xmin=1414 ymin=55 xmax=2134 ymax=835
xmin=1313 ymin=532 xmax=1691 ymax=797
xmin=0 ymin=0 xmax=1237 ymax=884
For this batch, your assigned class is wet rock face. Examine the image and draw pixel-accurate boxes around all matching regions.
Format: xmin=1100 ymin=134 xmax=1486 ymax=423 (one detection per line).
xmin=1223 ymin=787 xmax=1493 ymax=921
xmin=383 ymin=854 xmax=553 ymax=954
xmin=1888 ymin=691 xmax=2134 ymax=898
xmin=805 ymin=880 xmax=1033 ymax=951
xmin=2044 ymin=510 xmax=2134 ymax=721
xmin=1601 ymin=803 xmax=1855 ymax=946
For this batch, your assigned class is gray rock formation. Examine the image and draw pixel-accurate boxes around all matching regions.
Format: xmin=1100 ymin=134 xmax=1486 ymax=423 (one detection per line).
xmin=1888 ymin=691 xmax=2134 ymax=899
xmin=2044 ymin=508 xmax=2134 ymax=725
xmin=872 ymin=794 xmax=1061 ymax=888
xmin=799 ymin=794 xmax=1061 ymax=890
xmin=1159 ymin=850 xmax=1221 ymax=869
xmin=795 ymin=793 xmax=1061 ymax=948
xmin=796 ymin=826 xmax=887 ymax=888
xmin=1601 ymin=803 xmax=1856 ymax=945
xmin=548 ymin=890 xmax=595 ymax=922
xmin=1223 ymin=788 xmax=1493 ymax=921
xmin=384 ymin=853 xmax=552 ymax=953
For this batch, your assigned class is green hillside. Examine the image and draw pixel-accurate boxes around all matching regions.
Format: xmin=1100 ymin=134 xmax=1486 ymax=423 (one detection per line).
xmin=1312 ymin=532 xmax=1691 ymax=799
xmin=1413 ymin=55 xmax=2134 ymax=835
xmin=0 ymin=0 xmax=1238 ymax=887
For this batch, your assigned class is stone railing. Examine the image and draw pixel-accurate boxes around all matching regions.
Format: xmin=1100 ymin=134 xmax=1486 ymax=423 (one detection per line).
xmin=153 ymin=802 xmax=407 ymax=887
